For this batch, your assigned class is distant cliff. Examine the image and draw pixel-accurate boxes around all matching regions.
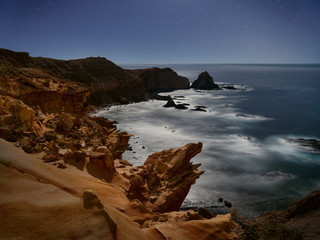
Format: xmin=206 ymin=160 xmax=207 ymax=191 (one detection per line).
xmin=0 ymin=49 xmax=191 ymax=110
xmin=128 ymin=67 xmax=190 ymax=93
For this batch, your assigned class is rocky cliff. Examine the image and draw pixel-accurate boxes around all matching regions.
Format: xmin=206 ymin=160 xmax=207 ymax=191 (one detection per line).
xmin=1 ymin=48 xmax=318 ymax=240
xmin=31 ymin=55 xmax=149 ymax=105
xmin=128 ymin=67 xmax=190 ymax=93
xmin=0 ymin=48 xmax=239 ymax=240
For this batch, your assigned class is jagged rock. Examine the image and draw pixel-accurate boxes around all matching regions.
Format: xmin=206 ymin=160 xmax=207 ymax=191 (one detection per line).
xmin=163 ymin=98 xmax=176 ymax=108
xmin=0 ymin=95 xmax=35 ymax=131
xmin=106 ymin=130 xmax=131 ymax=159
xmin=120 ymin=143 xmax=204 ymax=213
xmin=55 ymin=113 xmax=79 ymax=134
xmin=142 ymin=142 xmax=204 ymax=212
xmin=19 ymin=137 xmax=36 ymax=153
xmin=191 ymin=71 xmax=220 ymax=90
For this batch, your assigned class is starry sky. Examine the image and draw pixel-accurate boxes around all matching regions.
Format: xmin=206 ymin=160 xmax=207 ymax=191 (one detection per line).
xmin=1 ymin=0 xmax=320 ymax=63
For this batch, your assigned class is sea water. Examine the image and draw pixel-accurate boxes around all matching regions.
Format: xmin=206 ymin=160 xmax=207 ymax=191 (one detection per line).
xmin=96 ymin=64 xmax=320 ymax=218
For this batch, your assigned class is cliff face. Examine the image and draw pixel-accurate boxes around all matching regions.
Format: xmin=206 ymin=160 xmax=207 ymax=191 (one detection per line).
xmin=0 ymin=48 xmax=148 ymax=110
xmin=0 ymin=49 xmax=90 ymax=114
xmin=31 ymin=56 xmax=149 ymax=105
xmin=0 ymin=48 xmax=241 ymax=240
xmin=128 ymin=67 xmax=190 ymax=93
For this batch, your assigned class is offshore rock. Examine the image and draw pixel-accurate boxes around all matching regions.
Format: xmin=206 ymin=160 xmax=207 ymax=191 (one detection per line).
xmin=191 ymin=71 xmax=220 ymax=90
xmin=163 ymin=98 xmax=176 ymax=108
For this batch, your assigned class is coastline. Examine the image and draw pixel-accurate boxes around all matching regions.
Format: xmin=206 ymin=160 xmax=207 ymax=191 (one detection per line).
xmin=1 ymin=49 xmax=319 ymax=239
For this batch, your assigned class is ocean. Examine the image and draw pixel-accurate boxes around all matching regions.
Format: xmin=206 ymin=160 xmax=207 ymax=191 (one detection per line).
xmin=96 ymin=64 xmax=320 ymax=218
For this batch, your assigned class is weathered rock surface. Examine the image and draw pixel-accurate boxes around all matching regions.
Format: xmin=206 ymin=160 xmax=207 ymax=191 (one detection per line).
xmin=128 ymin=67 xmax=190 ymax=93
xmin=191 ymin=71 xmax=220 ymax=90
xmin=0 ymin=137 xmax=240 ymax=240
xmin=116 ymin=143 xmax=204 ymax=213
xmin=0 ymin=95 xmax=35 ymax=131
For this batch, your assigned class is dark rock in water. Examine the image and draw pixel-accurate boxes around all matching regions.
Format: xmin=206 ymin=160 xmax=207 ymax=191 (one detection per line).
xmin=191 ymin=107 xmax=207 ymax=112
xmin=198 ymin=208 xmax=214 ymax=219
xmin=224 ymin=200 xmax=232 ymax=208
xmin=222 ymin=85 xmax=237 ymax=90
xmin=163 ymin=98 xmax=176 ymax=108
xmin=191 ymin=71 xmax=220 ymax=90
xmin=218 ymin=198 xmax=223 ymax=203
xmin=175 ymin=104 xmax=188 ymax=110
xmin=286 ymin=138 xmax=320 ymax=153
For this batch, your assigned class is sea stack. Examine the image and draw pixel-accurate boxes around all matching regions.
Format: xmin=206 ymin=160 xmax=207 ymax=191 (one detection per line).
xmin=191 ymin=71 xmax=220 ymax=90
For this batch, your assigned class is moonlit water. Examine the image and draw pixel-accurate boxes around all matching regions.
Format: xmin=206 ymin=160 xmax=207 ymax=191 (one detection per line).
xmin=96 ymin=64 xmax=320 ymax=218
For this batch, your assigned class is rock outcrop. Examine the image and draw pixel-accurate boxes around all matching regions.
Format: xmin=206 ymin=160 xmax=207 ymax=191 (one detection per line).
xmin=0 ymin=48 xmax=148 ymax=110
xmin=0 ymin=95 xmax=36 ymax=131
xmin=233 ymin=190 xmax=320 ymax=240
xmin=191 ymin=71 xmax=220 ymax=90
xmin=31 ymin=56 xmax=149 ymax=105
xmin=0 ymin=49 xmax=90 ymax=114
xmin=0 ymin=137 xmax=238 ymax=240
xmin=128 ymin=67 xmax=190 ymax=93
xmin=116 ymin=143 xmax=204 ymax=213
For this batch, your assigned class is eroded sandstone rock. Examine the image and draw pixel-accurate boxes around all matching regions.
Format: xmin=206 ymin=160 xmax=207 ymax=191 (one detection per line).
xmin=119 ymin=142 xmax=204 ymax=213
xmin=0 ymin=95 xmax=35 ymax=131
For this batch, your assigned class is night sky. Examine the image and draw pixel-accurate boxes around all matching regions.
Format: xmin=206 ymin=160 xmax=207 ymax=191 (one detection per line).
xmin=1 ymin=0 xmax=320 ymax=63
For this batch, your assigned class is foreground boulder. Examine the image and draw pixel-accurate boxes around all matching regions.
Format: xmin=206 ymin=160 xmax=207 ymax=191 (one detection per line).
xmin=191 ymin=71 xmax=220 ymax=90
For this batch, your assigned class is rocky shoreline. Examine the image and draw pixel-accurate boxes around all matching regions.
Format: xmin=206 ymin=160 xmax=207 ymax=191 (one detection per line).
xmin=1 ymin=48 xmax=319 ymax=239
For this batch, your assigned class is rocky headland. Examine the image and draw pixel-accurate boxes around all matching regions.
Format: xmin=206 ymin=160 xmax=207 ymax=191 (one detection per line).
xmin=0 ymin=48 xmax=319 ymax=239
xmin=128 ymin=67 xmax=190 ymax=93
